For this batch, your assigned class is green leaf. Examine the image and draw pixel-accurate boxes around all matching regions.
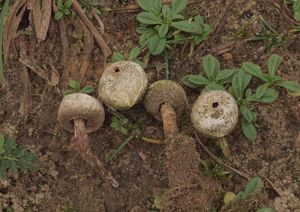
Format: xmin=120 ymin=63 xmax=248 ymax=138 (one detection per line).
xmin=137 ymin=12 xmax=162 ymax=25
xmin=137 ymin=0 xmax=154 ymax=11
xmin=111 ymin=52 xmax=125 ymax=62
xmin=216 ymin=69 xmax=235 ymax=82
xmin=120 ymin=127 xmax=128 ymax=135
xmin=255 ymin=83 xmax=271 ymax=98
xmin=241 ymin=70 xmax=253 ymax=91
xmin=241 ymin=121 xmax=257 ymax=141
xmin=249 ymin=88 xmax=278 ymax=103
xmin=162 ymin=5 xmax=172 ymax=18
xmin=56 ymin=0 xmax=63 ymax=9
xmin=152 ymin=0 xmax=162 ymax=16
xmin=80 ymin=85 xmax=94 ymax=94
xmin=243 ymin=62 xmax=268 ymax=82
xmin=240 ymin=106 xmax=254 ymax=123
xmin=171 ymin=0 xmax=187 ymax=17
xmin=194 ymin=15 xmax=204 ymax=25
xmin=0 ymin=134 xmax=4 ymax=155
xmin=236 ymin=191 xmax=246 ymax=200
xmin=54 ymin=11 xmax=64 ymax=20
xmin=148 ymin=35 xmax=166 ymax=55
xmin=205 ymin=83 xmax=225 ymax=90
xmin=65 ymin=0 xmax=73 ymax=8
xmin=68 ymin=80 xmax=81 ymax=91
xmin=232 ymin=72 xmax=242 ymax=99
xmin=188 ymin=75 xmax=210 ymax=86
xmin=128 ymin=47 xmax=141 ymax=60
xmin=110 ymin=122 xmax=119 ymax=129
xmin=268 ymin=54 xmax=282 ymax=77
xmin=202 ymin=54 xmax=219 ymax=81
xmin=244 ymin=177 xmax=263 ymax=198
xmin=158 ymin=24 xmax=169 ymax=38
xmin=171 ymin=20 xmax=201 ymax=33
xmin=256 ymin=208 xmax=275 ymax=212
xmin=277 ymin=80 xmax=300 ymax=94
xmin=181 ymin=75 xmax=199 ymax=88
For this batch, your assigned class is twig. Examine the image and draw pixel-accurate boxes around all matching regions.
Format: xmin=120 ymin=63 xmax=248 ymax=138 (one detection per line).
xmin=194 ymin=132 xmax=282 ymax=196
xmin=192 ymin=0 xmax=235 ymax=60
xmin=72 ymin=0 xmax=111 ymax=58
xmin=32 ymin=0 xmax=52 ymax=41
xmin=92 ymin=9 xmax=105 ymax=34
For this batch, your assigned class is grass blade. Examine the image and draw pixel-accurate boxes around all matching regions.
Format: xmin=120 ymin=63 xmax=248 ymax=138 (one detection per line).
xmin=106 ymin=135 xmax=134 ymax=163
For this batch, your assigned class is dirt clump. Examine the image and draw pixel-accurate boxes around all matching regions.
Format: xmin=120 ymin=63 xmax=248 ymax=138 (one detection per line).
xmin=161 ymin=133 xmax=220 ymax=211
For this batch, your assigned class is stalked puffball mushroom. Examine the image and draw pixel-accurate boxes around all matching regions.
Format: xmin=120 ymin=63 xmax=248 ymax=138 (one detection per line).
xmin=57 ymin=93 xmax=119 ymax=187
xmin=191 ymin=90 xmax=239 ymax=138
xmin=98 ymin=61 xmax=148 ymax=110
xmin=144 ymin=80 xmax=187 ymax=137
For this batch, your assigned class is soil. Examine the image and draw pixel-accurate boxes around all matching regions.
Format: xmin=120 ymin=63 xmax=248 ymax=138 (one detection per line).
xmin=0 ymin=0 xmax=300 ymax=211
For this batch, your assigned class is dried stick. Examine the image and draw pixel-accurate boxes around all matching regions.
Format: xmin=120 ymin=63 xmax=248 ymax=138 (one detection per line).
xmin=72 ymin=0 xmax=111 ymax=58
xmin=32 ymin=0 xmax=52 ymax=41
xmin=161 ymin=103 xmax=178 ymax=137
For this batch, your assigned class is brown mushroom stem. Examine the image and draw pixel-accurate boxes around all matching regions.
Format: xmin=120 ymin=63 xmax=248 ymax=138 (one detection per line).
xmin=72 ymin=119 xmax=119 ymax=188
xmin=160 ymin=103 xmax=178 ymax=137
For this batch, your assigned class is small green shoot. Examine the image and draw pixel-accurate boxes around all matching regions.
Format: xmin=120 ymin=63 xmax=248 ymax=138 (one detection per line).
xmin=0 ymin=0 xmax=11 ymax=85
xmin=223 ymin=177 xmax=263 ymax=207
xmin=110 ymin=112 xmax=139 ymax=135
xmin=201 ymin=160 xmax=232 ymax=181
xmin=182 ymin=54 xmax=236 ymax=90
xmin=78 ymin=0 xmax=108 ymax=15
xmin=0 ymin=133 xmax=37 ymax=178
xmin=55 ymin=0 xmax=75 ymax=21
xmin=111 ymin=47 xmax=147 ymax=69
xmin=243 ymin=54 xmax=300 ymax=97
xmin=63 ymin=80 xmax=94 ymax=96
xmin=285 ymin=0 xmax=300 ymax=21
xmin=136 ymin=0 xmax=212 ymax=79
xmin=256 ymin=208 xmax=275 ymax=212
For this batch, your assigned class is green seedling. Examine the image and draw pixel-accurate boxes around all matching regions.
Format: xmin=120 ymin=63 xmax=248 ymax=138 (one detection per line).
xmin=223 ymin=177 xmax=263 ymax=206
xmin=201 ymin=160 xmax=232 ymax=181
xmin=256 ymin=208 xmax=275 ymax=212
xmin=285 ymin=0 xmax=300 ymax=21
xmin=231 ymin=70 xmax=278 ymax=141
xmin=136 ymin=0 xmax=212 ymax=79
xmin=110 ymin=112 xmax=140 ymax=135
xmin=0 ymin=0 xmax=10 ymax=85
xmin=79 ymin=0 xmax=108 ymax=15
xmin=243 ymin=54 xmax=300 ymax=97
xmin=182 ymin=54 xmax=237 ymax=90
xmin=55 ymin=0 xmax=75 ymax=21
xmin=63 ymin=79 xmax=94 ymax=96
xmin=0 ymin=133 xmax=37 ymax=178
xmin=111 ymin=47 xmax=147 ymax=69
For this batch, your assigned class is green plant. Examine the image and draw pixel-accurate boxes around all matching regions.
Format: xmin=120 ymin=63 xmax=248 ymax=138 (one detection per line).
xmin=182 ymin=54 xmax=237 ymax=90
xmin=63 ymin=80 xmax=94 ymax=96
xmin=110 ymin=112 xmax=140 ymax=135
xmin=55 ymin=0 xmax=75 ymax=21
xmin=223 ymin=177 xmax=263 ymax=206
xmin=256 ymin=208 xmax=275 ymax=212
xmin=285 ymin=0 xmax=300 ymax=21
xmin=243 ymin=54 xmax=300 ymax=97
xmin=201 ymin=160 xmax=232 ymax=181
xmin=111 ymin=47 xmax=147 ymax=69
xmin=0 ymin=0 xmax=10 ymax=84
xmin=136 ymin=0 xmax=212 ymax=79
xmin=0 ymin=133 xmax=37 ymax=178
xmin=231 ymin=70 xmax=278 ymax=141
xmin=78 ymin=0 xmax=107 ymax=15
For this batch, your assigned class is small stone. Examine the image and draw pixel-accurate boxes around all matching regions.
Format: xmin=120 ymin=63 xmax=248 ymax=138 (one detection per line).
xmin=222 ymin=52 xmax=233 ymax=61
xmin=138 ymin=152 xmax=147 ymax=161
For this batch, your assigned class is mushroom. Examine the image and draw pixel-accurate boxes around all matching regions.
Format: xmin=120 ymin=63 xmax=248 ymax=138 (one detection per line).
xmin=143 ymin=80 xmax=187 ymax=137
xmin=57 ymin=93 xmax=118 ymax=187
xmin=98 ymin=61 xmax=148 ymax=110
xmin=144 ymin=81 xmax=220 ymax=210
xmin=191 ymin=90 xmax=239 ymax=138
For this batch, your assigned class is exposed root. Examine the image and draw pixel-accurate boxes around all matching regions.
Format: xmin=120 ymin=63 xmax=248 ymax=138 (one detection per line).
xmin=161 ymin=133 xmax=220 ymax=211
xmin=160 ymin=103 xmax=178 ymax=138
xmin=72 ymin=119 xmax=119 ymax=188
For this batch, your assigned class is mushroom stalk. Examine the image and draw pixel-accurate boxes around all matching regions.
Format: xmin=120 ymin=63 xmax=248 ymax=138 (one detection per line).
xmin=73 ymin=119 xmax=119 ymax=188
xmin=160 ymin=103 xmax=178 ymax=137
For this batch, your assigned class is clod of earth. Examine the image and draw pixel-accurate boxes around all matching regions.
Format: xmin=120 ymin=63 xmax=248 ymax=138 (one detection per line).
xmin=144 ymin=80 xmax=219 ymax=210
xmin=191 ymin=90 xmax=239 ymax=138
xmin=57 ymin=93 xmax=118 ymax=187
xmin=98 ymin=61 xmax=148 ymax=110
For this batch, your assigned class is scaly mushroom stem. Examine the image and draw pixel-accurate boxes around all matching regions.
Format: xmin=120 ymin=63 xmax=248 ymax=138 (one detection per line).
xmin=160 ymin=103 xmax=178 ymax=137
xmin=72 ymin=119 xmax=119 ymax=188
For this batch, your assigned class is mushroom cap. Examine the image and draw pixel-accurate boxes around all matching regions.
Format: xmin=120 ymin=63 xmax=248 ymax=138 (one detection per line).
xmin=98 ymin=61 xmax=148 ymax=110
xmin=144 ymin=80 xmax=187 ymax=121
xmin=57 ymin=93 xmax=105 ymax=133
xmin=191 ymin=90 xmax=238 ymax=138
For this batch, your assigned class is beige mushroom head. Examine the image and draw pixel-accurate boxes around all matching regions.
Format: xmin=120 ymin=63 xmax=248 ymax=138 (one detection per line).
xmin=191 ymin=90 xmax=239 ymax=138
xmin=57 ymin=93 xmax=105 ymax=133
xmin=98 ymin=61 xmax=148 ymax=110
xmin=144 ymin=80 xmax=188 ymax=121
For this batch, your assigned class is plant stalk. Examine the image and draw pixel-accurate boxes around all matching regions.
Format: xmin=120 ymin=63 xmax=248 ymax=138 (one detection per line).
xmin=160 ymin=103 xmax=178 ymax=138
